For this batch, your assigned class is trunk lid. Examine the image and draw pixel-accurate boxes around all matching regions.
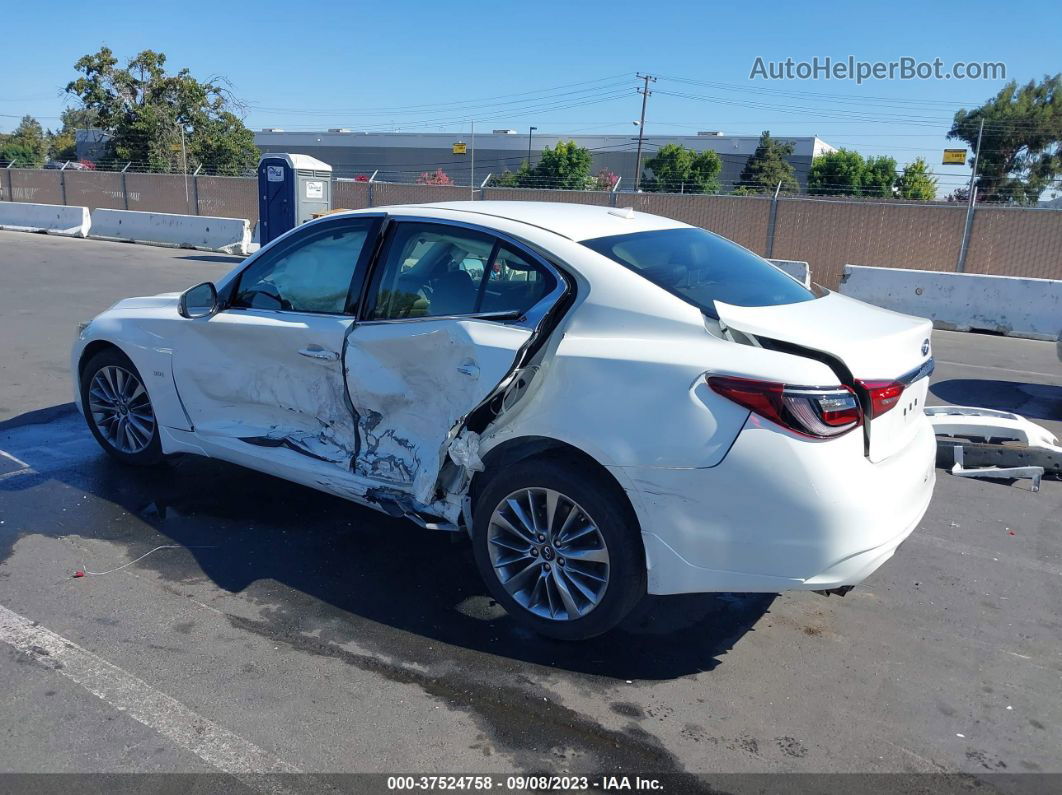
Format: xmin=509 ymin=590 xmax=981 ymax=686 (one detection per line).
xmin=715 ymin=292 xmax=933 ymax=462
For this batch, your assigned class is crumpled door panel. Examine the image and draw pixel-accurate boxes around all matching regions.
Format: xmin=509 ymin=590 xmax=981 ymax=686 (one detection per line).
xmin=173 ymin=311 xmax=358 ymax=466
xmin=345 ymin=319 xmax=531 ymax=504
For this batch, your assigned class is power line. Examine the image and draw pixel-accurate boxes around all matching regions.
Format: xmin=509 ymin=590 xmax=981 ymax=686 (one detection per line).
xmin=244 ymin=73 xmax=633 ymax=114
xmin=657 ymin=74 xmax=988 ymax=108
xmin=261 ymin=89 xmax=638 ymax=133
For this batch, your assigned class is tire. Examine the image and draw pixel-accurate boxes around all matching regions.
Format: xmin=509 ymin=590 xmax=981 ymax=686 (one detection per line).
xmin=80 ymin=347 xmax=164 ymax=466
xmin=472 ymin=456 xmax=646 ymax=640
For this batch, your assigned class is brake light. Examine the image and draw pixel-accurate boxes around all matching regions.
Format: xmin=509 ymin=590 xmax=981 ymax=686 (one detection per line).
xmin=856 ymin=380 xmax=905 ymax=419
xmin=707 ymin=376 xmax=862 ymax=439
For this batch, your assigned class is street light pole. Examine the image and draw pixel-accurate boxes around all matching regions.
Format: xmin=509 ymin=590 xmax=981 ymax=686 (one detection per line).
xmin=956 ymin=118 xmax=984 ymax=273
xmin=527 ymin=126 xmax=537 ymax=168
xmin=633 ymin=73 xmax=656 ymax=191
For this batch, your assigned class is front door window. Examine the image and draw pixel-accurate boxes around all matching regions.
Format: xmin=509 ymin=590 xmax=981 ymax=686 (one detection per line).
xmin=233 ymin=219 xmax=377 ymax=314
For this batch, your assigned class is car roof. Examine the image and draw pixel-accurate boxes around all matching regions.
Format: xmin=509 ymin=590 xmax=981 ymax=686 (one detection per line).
xmin=366 ymin=201 xmax=689 ymax=241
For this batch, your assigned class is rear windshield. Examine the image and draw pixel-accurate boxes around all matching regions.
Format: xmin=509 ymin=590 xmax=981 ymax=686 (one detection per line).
xmin=580 ymin=227 xmax=816 ymax=317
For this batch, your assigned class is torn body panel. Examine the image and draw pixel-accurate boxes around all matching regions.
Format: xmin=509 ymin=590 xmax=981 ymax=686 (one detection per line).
xmin=343 ymin=318 xmax=532 ymax=507
xmin=166 ymin=309 xmax=545 ymax=527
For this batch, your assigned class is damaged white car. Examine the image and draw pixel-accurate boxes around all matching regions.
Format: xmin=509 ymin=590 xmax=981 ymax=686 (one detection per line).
xmin=72 ymin=202 xmax=936 ymax=639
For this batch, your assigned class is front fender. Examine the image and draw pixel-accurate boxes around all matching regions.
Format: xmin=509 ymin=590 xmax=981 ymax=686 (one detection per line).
xmin=73 ymin=316 xmax=192 ymax=432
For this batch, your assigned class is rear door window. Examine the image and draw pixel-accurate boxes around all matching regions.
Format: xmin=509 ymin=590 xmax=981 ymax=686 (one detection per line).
xmin=367 ymin=222 xmax=556 ymax=320
xmin=479 ymin=246 xmax=555 ymax=315
xmin=581 ymin=227 xmax=816 ymax=316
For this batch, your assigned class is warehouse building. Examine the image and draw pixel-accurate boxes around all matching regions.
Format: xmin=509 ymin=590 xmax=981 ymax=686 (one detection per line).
xmin=253 ymin=129 xmax=836 ymax=190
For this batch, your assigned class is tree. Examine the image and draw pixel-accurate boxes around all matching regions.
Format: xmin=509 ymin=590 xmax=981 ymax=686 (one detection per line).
xmin=896 ymin=157 xmax=938 ymax=200
xmin=808 ymin=149 xmax=865 ymax=196
xmin=187 ymin=111 xmax=257 ymax=176
xmin=416 ymin=168 xmax=453 ymax=185
xmin=862 ymin=155 xmax=898 ymax=198
xmin=525 ymin=140 xmax=592 ymax=189
xmin=945 ymin=186 xmax=970 ymax=203
xmin=64 ymin=47 xmax=259 ymax=175
xmin=47 ymin=129 xmax=76 ymax=162
xmin=490 ymin=162 xmax=530 ymax=187
xmin=642 ymin=144 xmax=722 ymax=193
xmin=1 ymin=115 xmax=48 ymax=167
xmin=949 ymin=74 xmax=1062 ymax=204
xmin=737 ymin=131 xmax=798 ymax=193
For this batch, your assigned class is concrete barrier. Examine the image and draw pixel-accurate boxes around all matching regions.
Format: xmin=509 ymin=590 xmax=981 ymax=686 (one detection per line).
xmin=840 ymin=265 xmax=1062 ymax=342
xmin=0 ymin=201 xmax=90 ymax=237
xmin=89 ymin=209 xmax=250 ymax=255
xmin=768 ymin=259 xmax=810 ymax=288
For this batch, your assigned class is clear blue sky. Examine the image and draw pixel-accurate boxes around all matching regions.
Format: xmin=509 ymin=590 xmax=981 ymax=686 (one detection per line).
xmin=2 ymin=0 xmax=1059 ymax=194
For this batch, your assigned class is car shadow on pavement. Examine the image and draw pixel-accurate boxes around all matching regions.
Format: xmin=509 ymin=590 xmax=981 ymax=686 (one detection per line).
xmin=0 ymin=411 xmax=774 ymax=682
xmin=930 ymin=379 xmax=1062 ymax=423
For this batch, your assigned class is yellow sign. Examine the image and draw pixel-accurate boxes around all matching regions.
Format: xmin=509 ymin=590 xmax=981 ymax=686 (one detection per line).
xmin=942 ymin=149 xmax=967 ymax=165
xmin=452 ymin=142 xmax=467 ymax=155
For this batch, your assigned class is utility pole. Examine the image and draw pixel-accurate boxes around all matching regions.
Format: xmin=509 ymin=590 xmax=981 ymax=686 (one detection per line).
xmin=470 ymin=120 xmax=476 ymax=200
xmin=956 ymin=118 xmax=984 ymax=273
xmin=633 ymin=73 xmax=656 ymax=191
xmin=527 ymin=126 xmax=537 ymax=168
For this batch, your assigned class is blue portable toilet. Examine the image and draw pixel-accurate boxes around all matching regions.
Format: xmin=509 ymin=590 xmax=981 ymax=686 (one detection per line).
xmin=257 ymin=153 xmax=333 ymax=245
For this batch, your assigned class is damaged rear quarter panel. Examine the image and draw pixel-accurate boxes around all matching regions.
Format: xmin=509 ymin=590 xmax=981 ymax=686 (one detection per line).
xmin=479 ymin=310 xmax=839 ymax=471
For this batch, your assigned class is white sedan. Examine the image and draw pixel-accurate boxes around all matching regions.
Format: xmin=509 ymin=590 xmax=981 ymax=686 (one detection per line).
xmin=72 ymin=202 xmax=936 ymax=639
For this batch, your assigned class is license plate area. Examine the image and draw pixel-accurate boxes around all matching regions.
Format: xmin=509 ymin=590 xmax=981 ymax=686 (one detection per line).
xmin=868 ymin=376 xmax=929 ymax=463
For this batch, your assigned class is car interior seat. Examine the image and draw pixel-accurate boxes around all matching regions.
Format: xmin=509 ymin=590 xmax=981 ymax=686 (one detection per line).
xmin=427 ymin=269 xmax=476 ymax=315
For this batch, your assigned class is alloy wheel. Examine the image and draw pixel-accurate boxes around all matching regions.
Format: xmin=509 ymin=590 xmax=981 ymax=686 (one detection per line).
xmin=88 ymin=365 xmax=156 ymax=454
xmin=487 ymin=487 xmax=611 ymax=621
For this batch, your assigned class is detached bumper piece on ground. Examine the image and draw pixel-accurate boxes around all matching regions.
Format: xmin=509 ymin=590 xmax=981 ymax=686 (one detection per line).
xmin=926 ymin=405 xmax=1062 ymax=493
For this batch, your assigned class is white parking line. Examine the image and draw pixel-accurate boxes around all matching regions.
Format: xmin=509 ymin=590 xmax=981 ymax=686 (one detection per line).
xmin=0 ymin=603 xmax=303 ymax=793
xmin=935 ymin=359 xmax=1062 ymax=380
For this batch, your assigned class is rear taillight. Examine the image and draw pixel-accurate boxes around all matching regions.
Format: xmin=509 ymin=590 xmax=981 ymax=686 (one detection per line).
xmin=856 ymin=379 xmax=905 ymax=419
xmin=707 ymin=376 xmax=862 ymax=439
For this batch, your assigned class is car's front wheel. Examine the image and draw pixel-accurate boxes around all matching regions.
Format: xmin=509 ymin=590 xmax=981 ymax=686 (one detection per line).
xmin=80 ymin=348 xmax=163 ymax=466
xmin=472 ymin=457 xmax=645 ymax=640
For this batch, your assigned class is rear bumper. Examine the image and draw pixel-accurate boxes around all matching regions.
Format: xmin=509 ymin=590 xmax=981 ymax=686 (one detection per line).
xmin=617 ymin=415 xmax=936 ymax=595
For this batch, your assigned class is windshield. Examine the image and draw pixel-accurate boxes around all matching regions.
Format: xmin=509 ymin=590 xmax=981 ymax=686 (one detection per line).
xmin=580 ymin=227 xmax=817 ymax=317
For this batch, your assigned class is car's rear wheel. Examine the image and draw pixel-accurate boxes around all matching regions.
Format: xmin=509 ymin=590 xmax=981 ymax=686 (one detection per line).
xmin=472 ymin=457 xmax=645 ymax=640
xmin=81 ymin=348 xmax=163 ymax=466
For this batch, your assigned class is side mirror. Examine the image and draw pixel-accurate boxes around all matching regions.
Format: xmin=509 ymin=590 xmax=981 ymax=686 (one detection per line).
xmin=178 ymin=282 xmax=218 ymax=319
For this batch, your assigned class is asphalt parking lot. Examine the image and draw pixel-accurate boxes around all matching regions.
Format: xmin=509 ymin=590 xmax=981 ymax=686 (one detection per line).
xmin=1 ymin=230 xmax=1060 ymax=785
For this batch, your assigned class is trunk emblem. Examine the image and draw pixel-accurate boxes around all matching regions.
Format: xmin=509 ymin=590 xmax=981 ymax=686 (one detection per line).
xmin=921 ymin=339 xmax=930 ymax=356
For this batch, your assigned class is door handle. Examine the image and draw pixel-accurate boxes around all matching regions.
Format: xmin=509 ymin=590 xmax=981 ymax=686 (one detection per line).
xmin=457 ymin=360 xmax=479 ymax=377
xmin=298 ymin=346 xmax=339 ymax=361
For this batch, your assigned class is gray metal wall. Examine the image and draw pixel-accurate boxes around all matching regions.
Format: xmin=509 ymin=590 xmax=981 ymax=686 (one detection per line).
xmin=256 ymin=142 xmax=815 ymax=189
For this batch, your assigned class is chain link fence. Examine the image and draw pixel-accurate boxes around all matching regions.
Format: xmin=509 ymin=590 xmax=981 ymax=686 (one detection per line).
xmin=3 ymin=167 xmax=1060 ymax=288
